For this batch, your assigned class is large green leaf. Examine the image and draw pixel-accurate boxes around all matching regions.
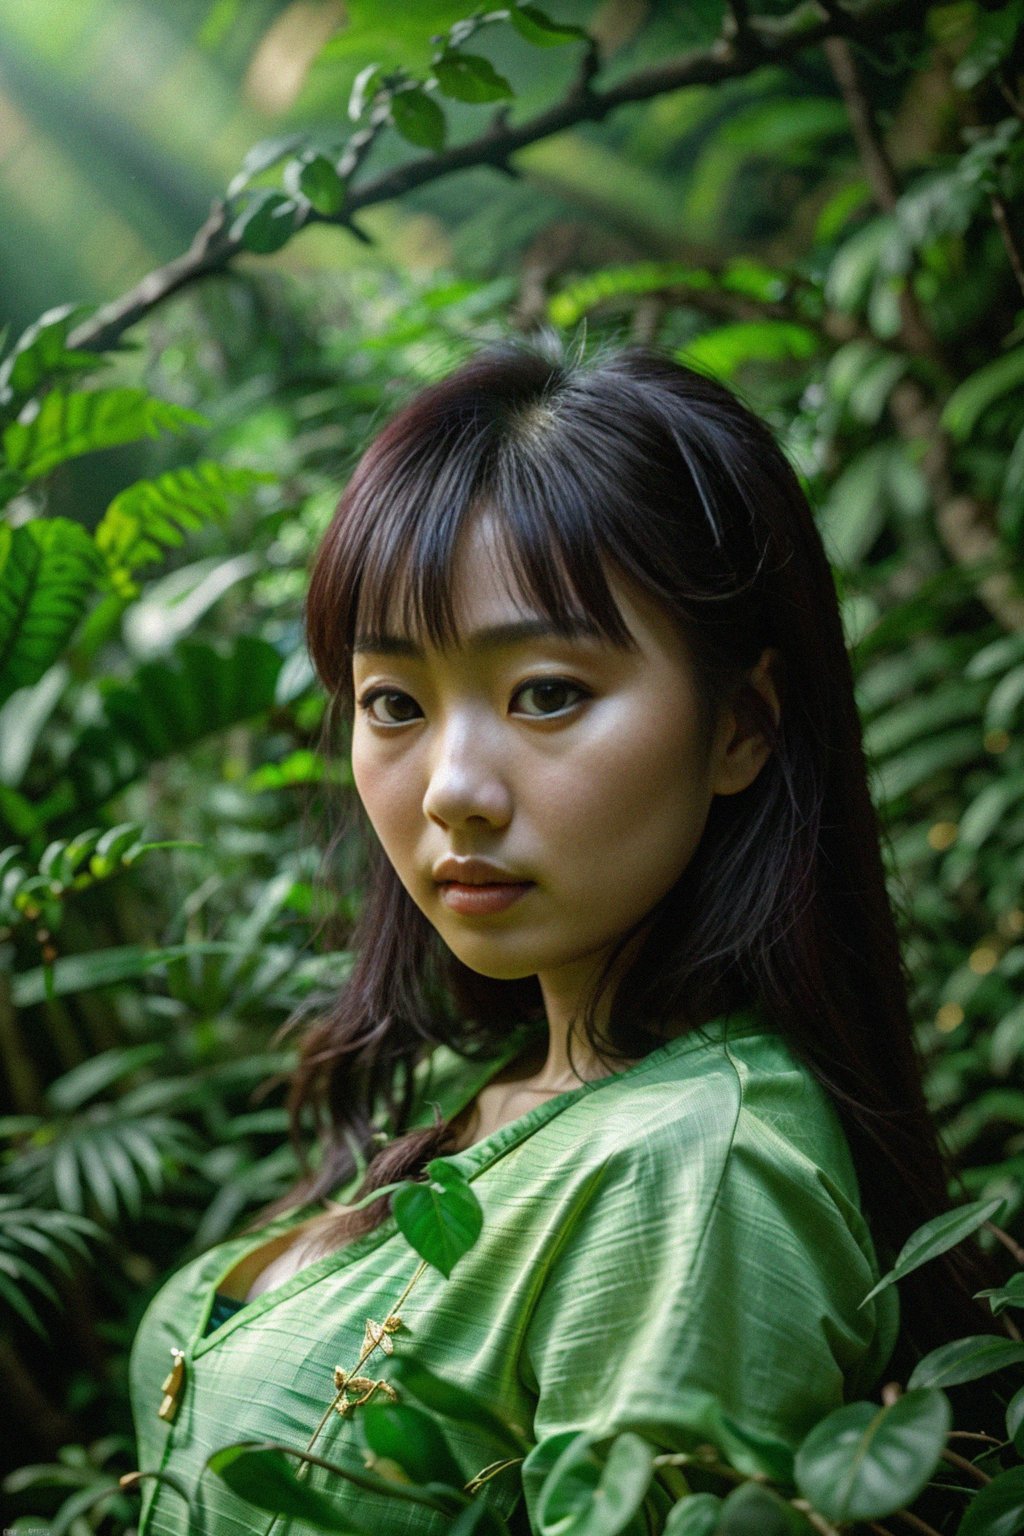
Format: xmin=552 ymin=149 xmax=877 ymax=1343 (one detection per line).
xmin=663 ymin=1494 xmax=722 ymax=1535
xmin=860 ymin=1196 xmax=1006 ymax=1306
xmin=943 ymin=349 xmax=1024 ymax=440
xmin=0 ymin=519 xmax=105 ymax=709
xmin=63 ymin=635 xmax=283 ymax=813
xmin=433 ymin=52 xmax=513 ymax=103
xmin=392 ymin=1158 xmax=483 ymax=1276
xmin=2 ymin=388 xmax=204 ymax=481
xmin=360 ymin=1400 xmax=464 ymax=1489
xmin=389 ymin=1356 xmax=529 ymax=1455
xmin=94 ymin=461 xmax=273 ymax=589
xmin=679 ymin=322 xmax=818 ymax=380
xmin=794 ymin=1389 xmax=951 ymax=1522
xmin=206 ymin=1445 xmax=366 ymax=1533
xmin=717 ymin=1482 xmax=811 ymax=1534
xmin=957 ymin=1467 xmax=1024 ymax=1536
xmin=907 ymin=1335 xmax=1024 ymax=1390
xmin=534 ymin=1431 xmax=654 ymax=1536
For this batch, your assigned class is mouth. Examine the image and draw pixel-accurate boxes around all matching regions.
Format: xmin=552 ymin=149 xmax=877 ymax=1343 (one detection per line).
xmin=436 ymin=879 xmax=535 ymax=916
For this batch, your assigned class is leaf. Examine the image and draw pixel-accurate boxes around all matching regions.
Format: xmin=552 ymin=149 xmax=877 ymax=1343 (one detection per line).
xmin=663 ymin=1494 xmax=723 ymax=1535
xmin=3 ymin=388 xmax=204 ymax=481
xmin=361 ymin=1401 xmax=464 ymax=1489
xmin=294 ymin=153 xmax=346 ymax=216
xmin=509 ymin=4 xmax=588 ymax=46
xmin=390 ymin=87 xmax=447 ymax=151
xmin=908 ymin=1335 xmax=1024 ymax=1390
xmin=534 ymin=1431 xmax=654 ymax=1536
xmin=349 ymin=62 xmax=383 ymax=120
xmin=433 ymin=52 xmax=514 ymax=103
xmin=860 ymin=1196 xmax=1006 ymax=1305
xmin=94 ymin=461 xmax=273 ymax=588
xmin=942 ymin=349 xmax=1024 ymax=440
xmin=1007 ymin=1384 xmax=1024 ymax=1452
xmin=0 ymin=520 xmax=105 ymax=709
xmin=206 ymin=1444 xmax=366 ymax=1532
xmin=976 ymin=1273 xmax=1024 ymax=1317
xmin=230 ymin=191 xmax=302 ymax=254
xmin=389 ymin=1356 xmax=528 ymax=1455
xmin=717 ymin=1482 xmax=811 ymax=1534
xmin=679 ymin=322 xmax=818 ymax=380
xmin=392 ymin=1158 xmax=483 ymax=1276
xmin=226 ymin=133 xmax=306 ymax=198
xmin=0 ymin=304 xmax=104 ymax=411
xmin=794 ymin=1389 xmax=951 ymax=1522
xmin=957 ymin=1466 xmax=1024 ymax=1536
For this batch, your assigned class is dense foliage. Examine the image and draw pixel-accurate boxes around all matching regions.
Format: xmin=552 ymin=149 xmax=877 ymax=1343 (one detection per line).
xmin=2 ymin=1 xmax=1024 ymax=1531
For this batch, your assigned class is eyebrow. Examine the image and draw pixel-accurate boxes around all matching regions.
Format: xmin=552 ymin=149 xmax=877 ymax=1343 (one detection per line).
xmin=352 ymin=618 xmax=604 ymax=658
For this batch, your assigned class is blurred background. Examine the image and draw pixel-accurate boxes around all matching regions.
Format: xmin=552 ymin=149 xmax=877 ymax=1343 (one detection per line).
xmin=2 ymin=0 xmax=1023 ymax=1528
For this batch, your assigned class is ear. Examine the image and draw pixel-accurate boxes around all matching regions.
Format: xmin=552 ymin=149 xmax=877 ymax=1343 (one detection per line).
xmin=710 ymin=646 xmax=782 ymax=798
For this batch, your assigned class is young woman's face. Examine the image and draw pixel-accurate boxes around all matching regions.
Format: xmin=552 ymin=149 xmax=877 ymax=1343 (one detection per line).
xmin=351 ymin=513 xmax=759 ymax=1011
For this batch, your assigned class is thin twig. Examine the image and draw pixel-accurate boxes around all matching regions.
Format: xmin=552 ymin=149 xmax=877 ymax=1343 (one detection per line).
xmin=940 ymin=1447 xmax=992 ymax=1486
xmin=68 ymin=0 xmax=932 ymax=355
xmin=985 ymin=1221 xmax=1024 ymax=1267
xmin=989 ymin=194 xmax=1024 ymax=299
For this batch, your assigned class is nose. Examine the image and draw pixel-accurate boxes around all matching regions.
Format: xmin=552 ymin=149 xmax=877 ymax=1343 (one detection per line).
xmin=422 ymin=715 xmax=513 ymax=831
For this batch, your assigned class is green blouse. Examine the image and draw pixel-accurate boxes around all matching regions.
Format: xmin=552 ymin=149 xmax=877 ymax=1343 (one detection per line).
xmin=128 ymin=1012 xmax=899 ymax=1535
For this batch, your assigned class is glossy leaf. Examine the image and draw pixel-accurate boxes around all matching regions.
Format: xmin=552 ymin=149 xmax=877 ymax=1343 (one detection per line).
xmin=942 ymin=349 xmax=1024 ymax=440
xmin=225 ymin=133 xmax=305 ymax=198
xmin=389 ymin=1355 xmax=529 ymax=1455
xmin=718 ymin=1482 xmax=811 ymax=1535
xmin=663 ymin=1493 xmax=722 ymax=1535
xmin=1007 ymin=1384 xmax=1024 ymax=1452
xmin=794 ymin=1389 xmax=951 ymax=1522
xmin=206 ymin=1444 xmax=366 ymax=1532
xmin=392 ymin=1158 xmax=483 ymax=1276
xmin=957 ymin=1466 xmax=1024 ymax=1536
xmin=433 ymin=52 xmax=514 ymax=103
xmin=361 ymin=1400 xmax=464 ymax=1489
xmin=349 ymin=62 xmax=383 ymax=119
xmin=861 ymin=1196 xmax=1006 ymax=1305
xmin=534 ymin=1430 xmax=654 ymax=1536
xmin=908 ymin=1335 xmax=1024 ymax=1390
xmin=390 ymin=87 xmax=447 ymax=150
xmin=975 ymin=1273 xmax=1024 ymax=1316
xmin=3 ymin=388 xmax=203 ymax=481
xmin=230 ymin=191 xmax=301 ymax=254
xmin=295 ymin=153 xmax=346 ymax=216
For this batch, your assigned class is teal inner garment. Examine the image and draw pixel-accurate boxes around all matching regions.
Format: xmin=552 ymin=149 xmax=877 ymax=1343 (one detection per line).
xmin=203 ymin=1291 xmax=246 ymax=1337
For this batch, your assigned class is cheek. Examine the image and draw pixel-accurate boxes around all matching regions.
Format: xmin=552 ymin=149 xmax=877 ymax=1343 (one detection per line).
xmin=351 ymin=739 xmax=419 ymax=859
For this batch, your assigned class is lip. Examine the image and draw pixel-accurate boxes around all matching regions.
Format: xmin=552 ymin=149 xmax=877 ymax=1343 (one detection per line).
xmin=432 ymin=856 xmax=528 ymax=885
xmin=439 ymin=881 xmax=534 ymax=916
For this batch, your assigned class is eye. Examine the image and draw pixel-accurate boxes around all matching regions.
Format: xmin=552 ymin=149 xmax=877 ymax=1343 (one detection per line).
xmin=511 ymin=679 xmax=589 ymax=718
xmin=358 ymin=688 xmax=423 ymax=726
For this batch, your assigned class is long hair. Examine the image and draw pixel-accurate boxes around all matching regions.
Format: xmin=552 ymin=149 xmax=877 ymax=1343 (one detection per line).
xmin=268 ymin=340 xmax=988 ymax=1368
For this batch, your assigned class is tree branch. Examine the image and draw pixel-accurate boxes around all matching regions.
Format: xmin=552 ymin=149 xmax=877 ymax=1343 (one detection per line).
xmin=69 ymin=0 xmax=931 ymax=354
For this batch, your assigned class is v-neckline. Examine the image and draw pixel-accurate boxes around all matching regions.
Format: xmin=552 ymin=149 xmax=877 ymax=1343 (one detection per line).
xmin=189 ymin=1010 xmax=762 ymax=1358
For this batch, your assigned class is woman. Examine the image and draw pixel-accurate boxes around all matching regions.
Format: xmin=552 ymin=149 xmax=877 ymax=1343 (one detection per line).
xmin=129 ymin=343 xmax=975 ymax=1535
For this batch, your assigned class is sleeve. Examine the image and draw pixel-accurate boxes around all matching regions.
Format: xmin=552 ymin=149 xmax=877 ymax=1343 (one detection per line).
xmin=517 ymin=1096 xmax=898 ymax=1533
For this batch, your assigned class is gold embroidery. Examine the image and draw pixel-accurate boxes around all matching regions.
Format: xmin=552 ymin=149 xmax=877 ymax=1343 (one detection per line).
xmin=362 ymin=1313 xmax=402 ymax=1355
xmin=156 ymin=1348 xmax=186 ymax=1422
xmin=331 ymin=1366 xmax=399 ymax=1416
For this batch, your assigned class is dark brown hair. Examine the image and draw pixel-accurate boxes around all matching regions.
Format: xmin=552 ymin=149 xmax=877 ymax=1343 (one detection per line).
xmin=268 ymin=340 xmax=987 ymax=1364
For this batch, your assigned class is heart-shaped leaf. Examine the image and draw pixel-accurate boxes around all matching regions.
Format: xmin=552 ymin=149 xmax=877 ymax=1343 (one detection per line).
xmin=794 ymin=1389 xmax=951 ymax=1522
xmin=392 ymin=1158 xmax=483 ymax=1276
xmin=861 ymin=1197 xmax=1005 ymax=1305
xmin=295 ymin=154 xmax=345 ymax=216
xmin=230 ymin=191 xmax=301 ymax=254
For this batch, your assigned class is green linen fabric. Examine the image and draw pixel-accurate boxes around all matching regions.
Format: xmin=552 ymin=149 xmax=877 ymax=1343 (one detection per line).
xmin=128 ymin=1011 xmax=899 ymax=1535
